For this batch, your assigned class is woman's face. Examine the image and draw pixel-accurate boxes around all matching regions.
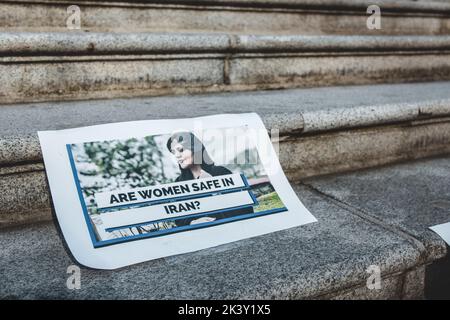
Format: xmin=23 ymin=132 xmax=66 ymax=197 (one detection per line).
xmin=170 ymin=141 xmax=194 ymax=169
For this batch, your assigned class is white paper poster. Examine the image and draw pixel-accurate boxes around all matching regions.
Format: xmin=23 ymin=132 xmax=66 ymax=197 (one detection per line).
xmin=38 ymin=113 xmax=317 ymax=269
xmin=430 ymin=222 xmax=450 ymax=246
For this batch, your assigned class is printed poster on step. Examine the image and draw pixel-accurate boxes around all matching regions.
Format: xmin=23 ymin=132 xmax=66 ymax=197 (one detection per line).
xmin=38 ymin=113 xmax=317 ymax=269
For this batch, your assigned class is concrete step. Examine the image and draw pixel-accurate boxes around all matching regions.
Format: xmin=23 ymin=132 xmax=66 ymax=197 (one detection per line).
xmin=2 ymin=0 xmax=450 ymax=35
xmin=2 ymin=155 xmax=449 ymax=299
xmin=1 ymin=81 xmax=450 ymax=228
xmin=2 ymin=32 xmax=450 ymax=104
xmin=303 ymin=155 xmax=450 ymax=299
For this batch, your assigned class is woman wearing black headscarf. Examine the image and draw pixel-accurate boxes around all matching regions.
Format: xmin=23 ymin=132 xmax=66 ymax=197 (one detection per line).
xmin=167 ymin=132 xmax=254 ymax=227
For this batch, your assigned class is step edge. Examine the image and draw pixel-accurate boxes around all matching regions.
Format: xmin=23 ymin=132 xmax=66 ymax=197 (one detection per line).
xmin=2 ymin=33 xmax=450 ymax=56
xmin=2 ymin=97 xmax=450 ymax=165
xmin=7 ymin=0 xmax=450 ymax=14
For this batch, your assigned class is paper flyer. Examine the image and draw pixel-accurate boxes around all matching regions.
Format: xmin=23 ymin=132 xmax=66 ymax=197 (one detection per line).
xmin=430 ymin=222 xmax=450 ymax=246
xmin=38 ymin=113 xmax=317 ymax=269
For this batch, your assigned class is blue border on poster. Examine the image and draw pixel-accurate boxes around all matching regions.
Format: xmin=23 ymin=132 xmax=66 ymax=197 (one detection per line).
xmin=66 ymin=144 xmax=287 ymax=248
xmin=66 ymin=144 xmax=102 ymax=247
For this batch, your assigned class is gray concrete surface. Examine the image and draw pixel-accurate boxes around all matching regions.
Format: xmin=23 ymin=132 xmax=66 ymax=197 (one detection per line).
xmin=1 ymin=81 xmax=450 ymax=140
xmin=0 ymin=184 xmax=426 ymax=299
xmin=2 ymin=0 xmax=450 ymax=35
xmin=282 ymin=120 xmax=450 ymax=180
xmin=1 ymin=81 xmax=450 ymax=164
xmin=3 ymin=33 xmax=450 ymax=55
xmin=2 ymin=33 xmax=450 ymax=103
xmin=304 ymin=156 xmax=450 ymax=263
xmin=303 ymin=155 xmax=450 ymax=298
xmin=2 ymin=82 xmax=450 ymax=227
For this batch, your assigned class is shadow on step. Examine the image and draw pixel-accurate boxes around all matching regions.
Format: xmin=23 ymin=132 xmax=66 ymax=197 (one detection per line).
xmin=425 ymin=245 xmax=450 ymax=299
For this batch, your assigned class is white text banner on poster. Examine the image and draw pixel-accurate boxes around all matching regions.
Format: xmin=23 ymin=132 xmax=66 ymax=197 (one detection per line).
xmin=95 ymin=173 xmax=246 ymax=209
xmin=100 ymin=190 xmax=255 ymax=230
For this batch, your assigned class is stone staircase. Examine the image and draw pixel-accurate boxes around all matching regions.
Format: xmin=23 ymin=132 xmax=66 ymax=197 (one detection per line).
xmin=4 ymin=32 xmax=450 ymax=104
xmin=3 ymin=0 xmax=450 ymax=35
xmin=1 ymin=0 xmax=450 ymax=299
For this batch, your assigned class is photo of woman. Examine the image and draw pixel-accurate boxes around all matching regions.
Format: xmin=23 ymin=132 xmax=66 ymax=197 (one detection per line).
xmin=69 ymin=124 xmax=287 ymax=243
xmin=167 ymin=131 xmax=254 ymax=226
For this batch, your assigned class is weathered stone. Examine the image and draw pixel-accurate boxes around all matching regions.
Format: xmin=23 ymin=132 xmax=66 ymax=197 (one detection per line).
xmin=2 ymin=82 xmax=450 ymax=226
xmin=2 ymin=33 xmax=450 ymax=103
xmin=2 ymin=81 xmax=450 ymax=141
xmin=282 ymin=120 xmax=450 ymax=180
xmin=0 ymin=56 xmax=226 ymax=104
xmin=0 ymin=171 xmax=51 ymax=227
xmin=402 ymin=266 xmax=426 ymax=300
xmin=0 ymin=32 xmax=230 ymax=55
xmin=0 ymin=134 xmax=42 ymax=165
xmin=324 ymin=265 xmax=426 ymax=300
xmin=1 ymin=0 xmax=450 ymax=35
xmin=3 ymin=33 xmax=450 ymax=55
xmin=228 ymin=54 xmax=450 ymax=92
xmin=304 ymin=156 xmax=450 ymax=263
xmin=0 ymin=184 xmax=423 ymax=299
xmin=324 ymin=273 xmax=404 ymax=300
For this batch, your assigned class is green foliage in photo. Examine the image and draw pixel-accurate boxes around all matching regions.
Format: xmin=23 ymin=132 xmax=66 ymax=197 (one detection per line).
xmin=254 ymin=191 xmax=284 ymax=212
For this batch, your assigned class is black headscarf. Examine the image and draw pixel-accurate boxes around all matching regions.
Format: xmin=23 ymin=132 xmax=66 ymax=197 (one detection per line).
xmin=167 ymin=132 xmax=216 ymax=181
xmin=166 ymin=132 xmax=250 ymax=227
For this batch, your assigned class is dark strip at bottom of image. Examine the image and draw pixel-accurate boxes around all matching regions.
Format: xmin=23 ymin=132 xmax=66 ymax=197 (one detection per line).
xmin=0 ymin=300 xmax=438 ymax=316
